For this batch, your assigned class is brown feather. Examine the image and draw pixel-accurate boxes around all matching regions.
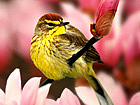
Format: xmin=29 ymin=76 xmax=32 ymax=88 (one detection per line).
xmin=61 ymin=25 xmax=88 ymax=46
xmin=58 ymin=25 xmax=102 ymax=62
xmin=39 ymin=13 xmax=63 ymax=21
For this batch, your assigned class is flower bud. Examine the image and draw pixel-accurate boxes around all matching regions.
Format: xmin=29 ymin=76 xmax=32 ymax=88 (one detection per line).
xmin=90 ymin=0 xmax=119 ymax=37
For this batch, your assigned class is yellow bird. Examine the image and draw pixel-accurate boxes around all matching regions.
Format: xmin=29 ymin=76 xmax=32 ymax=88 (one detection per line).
xmin=30 ymin=13 xmax=113 ymax=105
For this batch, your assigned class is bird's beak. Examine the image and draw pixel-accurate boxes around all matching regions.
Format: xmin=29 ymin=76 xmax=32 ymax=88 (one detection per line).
xmin=63 ymin=22 xmax=70 ymax=26
xmin=59 ymin=22 xmax=69 ymax=26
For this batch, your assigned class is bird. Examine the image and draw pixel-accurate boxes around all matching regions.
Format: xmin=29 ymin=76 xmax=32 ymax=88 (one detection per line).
xmin=30 ymin=13 xmax=113 ymax=105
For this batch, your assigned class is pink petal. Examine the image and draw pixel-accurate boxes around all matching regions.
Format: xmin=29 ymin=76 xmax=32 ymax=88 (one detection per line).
xmin=94 ymin=27 xmax=119 ymax=66
xmin=96 ymin=0 xmax=119 ymax=22
xmin=129 ymin=92 xmax=140 ymax=105
xmin=45 ymin=99 xmax=59 ymax=105
xmin=112 ymin=11 xmax=140 ymax=89
xmin=0 ymin=3 xmax=12 ymax=71
xmin=11 ymin=102 xmax=18 ymax=105
xmin=76 ymin=86 xmax=99 ymax=105
xmin=61 ymin=3 xmax=92 ymax=40
xmin=78 ymin=0 xmax=100 ymax=10
xmin=124 ymin=0 xmax=140 ymax=15
xmin=78 ymin=0 xmax=100 ymax=18
xmin=7 ymin=101 xmax=18 ymax=105
xmin=119 ymin=11 xmax=140 ymax=64
xmin=94 ymin=1 xmax=123 ymax=66
xmin=0 ymin=89 xmax=5 ymax=104
xmin=91 ymin=0 xmax=119 ymax=37
xmin=39 ymin=0 xmax=60 ymax=3
xmin=58 ymin=88 xmax=80 ymax=105
xmin=97 ymin=72 xmax=128 ymax=105
xmin=5 ymin=69 xmax=21 ymax=104
xmin=20 ymin=77 xmax=41 ymax=105
xmin=35 ymin=84 xmax=51 ymax=105
xmin=9 ymin=0 xmax=49 ymax=59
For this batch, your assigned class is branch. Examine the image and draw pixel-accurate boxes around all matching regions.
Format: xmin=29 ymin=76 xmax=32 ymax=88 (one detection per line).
xmin=68 ymin=36 xmax=102 ymax=66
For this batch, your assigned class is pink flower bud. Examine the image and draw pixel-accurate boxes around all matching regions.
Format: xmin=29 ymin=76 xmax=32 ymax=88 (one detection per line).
xmin=90 ymin=0 xmax=119 ymax=37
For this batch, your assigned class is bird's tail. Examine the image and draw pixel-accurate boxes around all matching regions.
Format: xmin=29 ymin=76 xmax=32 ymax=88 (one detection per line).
xmin=84 ymin=66 xmax=113 ymax=105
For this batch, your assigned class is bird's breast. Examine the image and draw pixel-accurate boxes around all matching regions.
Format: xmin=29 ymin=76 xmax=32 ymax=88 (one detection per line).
xmin=30 ymin=35 xmax=72 ymax=80
xmin=30 ymin=35 xmax=87 ymax=80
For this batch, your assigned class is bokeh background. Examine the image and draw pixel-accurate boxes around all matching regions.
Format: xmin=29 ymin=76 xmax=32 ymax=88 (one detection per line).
xmin=0 ymin=0 xmax=140 ymax=104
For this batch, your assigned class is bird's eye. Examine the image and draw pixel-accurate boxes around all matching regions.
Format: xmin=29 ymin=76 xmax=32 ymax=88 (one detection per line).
xmin=60 ymin=21 xmax=63 ymax=24
xmin=47 ymin=23 xmax=56 ymax=26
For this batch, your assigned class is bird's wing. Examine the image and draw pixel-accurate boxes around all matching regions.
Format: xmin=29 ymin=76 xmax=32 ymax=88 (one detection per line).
xmin=85 ymin=46 xmax=102 ymax=63
xmin=59 ymin=24 xmax=102 ymax=62
xmin=59 ymin=24 xmax=88 ymax=46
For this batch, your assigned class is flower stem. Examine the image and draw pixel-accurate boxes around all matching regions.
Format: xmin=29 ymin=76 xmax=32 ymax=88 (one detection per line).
xmin=68 ymin=37 xmax=101 ymax=66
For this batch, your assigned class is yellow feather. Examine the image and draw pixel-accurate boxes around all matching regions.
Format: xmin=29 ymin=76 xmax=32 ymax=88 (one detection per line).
xmin=30 ymin=16 xmax=113 ymax=105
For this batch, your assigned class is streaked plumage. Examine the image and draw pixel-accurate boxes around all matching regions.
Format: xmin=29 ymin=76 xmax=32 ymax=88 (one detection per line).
xmin=30 ymin=13 xmax=113 ymax=105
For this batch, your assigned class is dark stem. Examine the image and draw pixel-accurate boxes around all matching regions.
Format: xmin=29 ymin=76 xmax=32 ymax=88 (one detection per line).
xmin=68 ymin=37 xmax=101 ymax=66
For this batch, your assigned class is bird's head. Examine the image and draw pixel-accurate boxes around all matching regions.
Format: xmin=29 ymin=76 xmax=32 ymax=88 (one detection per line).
xmin=35 ymin=13 xmax=69 ymax=36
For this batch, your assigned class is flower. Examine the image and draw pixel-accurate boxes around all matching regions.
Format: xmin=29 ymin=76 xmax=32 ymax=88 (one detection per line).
xmin=0 ymin=68 xmax=50 ymax=105
xmin=0 ymin=69 xmax=81 ymax=105
xmin=94 ymin=0 xmax=124 ymax=66
xmin=90 ymin=0 xmax=119 ymax=37
xmin=113 ymin=11 xmax=140 ymax=90
xmin=61 ymin=2 xmax=92 ymax=40
xmin=129 ymin=92 xmax=140 ymax=105
xmin=9 ymin=0 xmax=49 ymax=59
xmin=78 ymin=0 xmax=100 ymax=18
xmin=94 ymin=27 xmax=117 ymax=66
xmin=38 ymin=0 xmax=60 ymax=3
xmin=96 ymin=0 xmax=119 ymax=22
xmin=0 ymin=2 xmax=12 ymax=71
xmin=123 ymin=0 xmax=140 ymax=15
xmin=46 ymin=88 xmax=81 ymax=105
xmin=76 ymin=72 xmax=128 ymax=105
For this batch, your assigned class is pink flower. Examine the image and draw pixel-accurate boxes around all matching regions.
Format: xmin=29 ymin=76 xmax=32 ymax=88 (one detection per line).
xmin=0 ymin=3 xmax=12 ymax=71
xmin=78 ymin=0 xmax=100 ymax=18
xmin=38 ymin=0 xmax=60 ymax=3
xmin=9 ymin=0 xmax=51 ymax=59
xmin=129 ymin=92 xmax=140 ymax=105
xmin=94 ymin=27 xmax=118 ymax=66
xmin=76 ymin=72 xmax=128 ymax=105
xmin=90 ymin=0 xmax=119 ymax=37
xmin=61 ymin=3 xmax=93 ymax=40
xmin=0 ymin=68 xmax=50 ymax=105
xmin=124 ymin=0 xmax=140 ymax=15
xmin=96 ymin=0 xmax=119 ymax=22
xmin=46 ymin=88 xmax=81 ymax=105
xmin=0 ymin=69 xmax=81 ymax=105
xmin=113 ymin=11 xmax=140 ymax=90
xmin=116 ymin=11 xmax=140 ymax=65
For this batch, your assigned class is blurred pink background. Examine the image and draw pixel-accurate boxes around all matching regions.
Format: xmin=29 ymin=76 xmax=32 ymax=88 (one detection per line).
xmin=0 ymin=0 xmax=140 ymax=104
